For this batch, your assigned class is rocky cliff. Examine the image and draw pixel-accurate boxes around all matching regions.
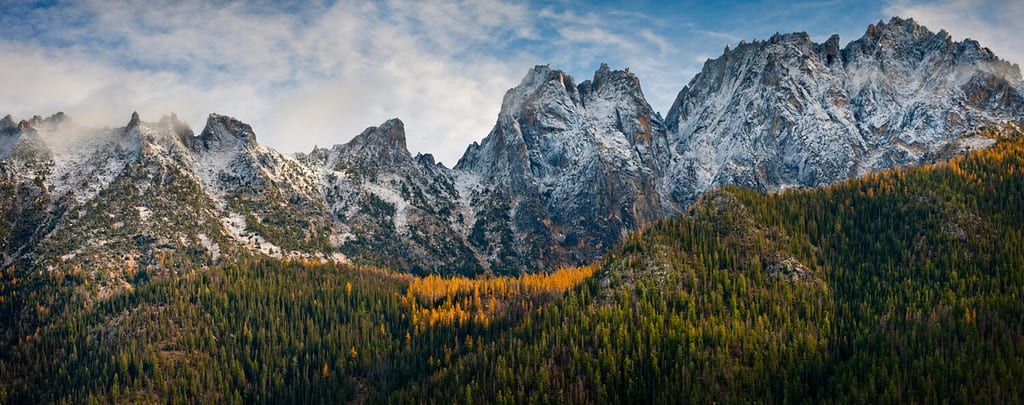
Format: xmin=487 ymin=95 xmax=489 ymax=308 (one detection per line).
xmin=1 ymin=18 xmax=1021 ymax=286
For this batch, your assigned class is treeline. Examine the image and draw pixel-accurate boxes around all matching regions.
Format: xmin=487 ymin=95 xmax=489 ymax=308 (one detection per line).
xmin=1 ymin=131 xmax=1023 ymax=403
xmin=394 ymin=131 xmax=1024 ymax=403
xmin=406 ymin=265 xmax=597 ymax=330
xmin=0 ymin=258 xmax=595 ymax=403
xmin=2 ymin=261 xmax=411 ymax=403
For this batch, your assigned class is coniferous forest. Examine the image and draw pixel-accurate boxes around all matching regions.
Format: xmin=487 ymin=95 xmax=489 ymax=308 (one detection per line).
xmin=2 ymin=129 xmax=1024 ymax=403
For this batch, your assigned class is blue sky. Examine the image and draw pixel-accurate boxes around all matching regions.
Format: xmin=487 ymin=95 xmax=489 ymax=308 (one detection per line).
xmin=1 ymin=0 xmax=1021 ymax=165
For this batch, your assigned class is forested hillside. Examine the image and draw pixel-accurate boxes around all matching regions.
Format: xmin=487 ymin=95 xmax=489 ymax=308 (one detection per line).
xmin=403 ymin=127 xmax=1024 ymax=403
xmin=2 ymin=127 xmax=1023 ymax=403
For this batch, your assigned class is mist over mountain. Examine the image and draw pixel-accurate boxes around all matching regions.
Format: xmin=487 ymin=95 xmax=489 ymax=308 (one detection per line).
xmin=2 ymin=15 xmax=1024 ymax=404
xmin=1 ymin=17 xmax=1021 ymax=288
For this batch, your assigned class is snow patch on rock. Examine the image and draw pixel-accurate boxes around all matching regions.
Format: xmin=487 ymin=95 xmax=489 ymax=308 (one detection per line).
xmin=196 ymin=233 xmax=221 ymax=262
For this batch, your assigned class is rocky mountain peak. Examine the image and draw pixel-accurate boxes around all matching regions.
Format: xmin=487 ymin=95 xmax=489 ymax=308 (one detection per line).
xmin=0 ymin=115 xmax=16 ymax=132
xmin=415 ymin=152 xmax=437 ymax=168
xmin=456 ymin=65 xmax=581 ymax=181
xmin=191 ymin=113 xmax=258 ymax=152
xmin=768 ymin=31 xmax=813 ymax=47
xmin=579 ymin=63 xmax=643 ymax=104
xmin=453 ymin=63 xmax=673 ymax=274
xmin=127 ymin=111 xmax=142 ymax=129
xmin=324 ymin=118 xmax=423 ymax=178
xmin=3 ymin=17 xmax=1022 ymax=282
xmin=496 ymin=64 xmax=580 ymax=121
xmin=843 ymin=17 xmax=955 ymax=66
xmin=158 ymin=113 xmax=195 ymax=142
xmin=346 ymin=118 xmax=408 ymax=154
xmin=520 ymin=64 xmax=572 ymax=92
xmin=458 ymin=63 xmax=667 ymax=178
xmin=823 ymin=34 xmax=841 ymax=65
xmin=10 ymin=112 xmax=70 ymax=133
xmin=590 ymin=63 xmax=636 ymax=88
xmin=863 ymin=17 xmax=929 ymax=43
xmin=45 ymin=112 xmax=68 ymax=125
xmin=662 ymin=15 xmax=1024 ymax=208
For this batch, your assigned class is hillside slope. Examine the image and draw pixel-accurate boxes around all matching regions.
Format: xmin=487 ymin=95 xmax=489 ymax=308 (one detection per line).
xmin=3 ymin=125 xmax=1022 ymax=403
xmin=2 ymin=19 xmax=1021 ymax=282
xmin=400 ymin=124 xmax=1024 ymax=403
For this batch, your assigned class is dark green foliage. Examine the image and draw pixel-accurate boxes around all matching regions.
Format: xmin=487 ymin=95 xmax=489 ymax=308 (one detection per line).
xmin=228 ymin=187 xmax=334 ymax=254
xmin=398 ymin=133 xmax=1024 ymax=402
xmin=0 ymin=173 xmax=54 ymax=266
xmin=2 ymin=131 xmax=1024 ymax=403
xmin=1 ymin=260 xmax=442 ymax=403
xmin=32 ymin=157 xmax=239 ymax=282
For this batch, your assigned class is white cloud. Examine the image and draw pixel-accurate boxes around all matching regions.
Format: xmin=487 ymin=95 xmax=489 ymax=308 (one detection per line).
xmin=558 ymin=26 xmax=636 ymax=51
xmin=0 ymin=0 xmax=699 ymax=165
xmin=4 ymin=0 xmax=1014 ymax=167
xmin=0 ymin=0 xmax=532 ymax=165
xmin=0 ymin=40 xmax=216 ymax=129
xmin=252 ymin=0 xmax=530 ymax=164
xmin=885 ymin=0 xmax=1024 ymax=66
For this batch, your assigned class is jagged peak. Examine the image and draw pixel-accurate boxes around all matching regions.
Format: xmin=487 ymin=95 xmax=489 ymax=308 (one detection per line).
xmin=192 ymin=113 xmax=258 ymax=152
xmin=9 ymin=112 xmax=71 ymax=133
xmin=158 ymin=112 xmax=184 ymax=128
xmin=704 ymin=31 xmax=816 ymax=66
xmin=824 ymin=34 xmax=841 ymax=48
xmin=127 ymin=111 xmax=141 ymax=128
xmin=1 ymin=114 xmax=17 ymax=130
xmin=519 ymin=64 xmax=576 ymax=96
xmin=822 ymin=34 xmax=842 ymax=66
xmin=865 ymin=16 xmax=927 ymax=40
xmin=578 ymin=63 xmax=650 ymax=113
xmin=840 ymin=16 xmax=1018 ymax=78
xmin=689 ymin=16 xmax=1013 ymax=81
xmin=519 ymin=64 xmax=561 ymax=87
xmin=334 ymin=118 xmax=414 ymax=170
xmin=588 ymin=63 xmax=640 ymax=91
xmin=768 ymin=31 xmax=812 ymax=46
xmin=46 ymin=112 xmax=68 ymax=125
xmin=849 ymin=17 xmax=940 ymax=53
xmin=159 ymin=112 xmax=195 ymax=141
xmin=347 ymin=118 xmax=407 ymax=152
xmin=497 ymin=64 xmax=580 ymax=118
xmin=416 ymin=152 xmax=443 ymax=169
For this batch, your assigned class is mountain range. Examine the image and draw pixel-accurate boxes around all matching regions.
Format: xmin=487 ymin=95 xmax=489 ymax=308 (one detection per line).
xmin=1 ymin=17 xmax=1021 ymax=291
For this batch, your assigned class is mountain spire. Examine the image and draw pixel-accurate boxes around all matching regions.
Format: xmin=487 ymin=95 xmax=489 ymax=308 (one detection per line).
xmin=127 ymin=111 xmax=142 ymax=129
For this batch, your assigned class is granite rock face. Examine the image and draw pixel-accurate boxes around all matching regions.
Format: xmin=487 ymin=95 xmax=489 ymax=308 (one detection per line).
xmin=2 ymin=18 xmax=1022 ymax=284
xmin=298 ymin=118 xmax=476 ymax=274
xmin=456 ymin=64 xmax=671 ymax=274
xmin=662 ymin=17 xmax=1023 ymax=205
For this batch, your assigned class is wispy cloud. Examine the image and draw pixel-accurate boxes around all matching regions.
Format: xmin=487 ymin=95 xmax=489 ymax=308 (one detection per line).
xmin=0 ymin=0 xmax=534 ymax=164
xmin=692 ymin=27 xmax=745 ymax=44
xmin=0 ymin=0 xmax=1016 ymax=165
xmin=0 ymin=0 xmax=698 ymax=164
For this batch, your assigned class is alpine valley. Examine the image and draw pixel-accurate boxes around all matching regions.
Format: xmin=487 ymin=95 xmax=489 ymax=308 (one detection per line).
xmin=2 ymin=17 xmax=1024 ymax=403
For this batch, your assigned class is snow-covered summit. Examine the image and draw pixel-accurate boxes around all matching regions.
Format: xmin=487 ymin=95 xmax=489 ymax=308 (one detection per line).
xmin=454 ymin=63 xmax=670 ymax=273
xmin=332 ymin=118 xmax=414 ymax=173
xmin=190 ymin=113 xmax=258 ymax=153
xmin=662 ymin=16 xmax=1023 ymax=205
xmin=2 ymin=17 xmax=1022 ymax=282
